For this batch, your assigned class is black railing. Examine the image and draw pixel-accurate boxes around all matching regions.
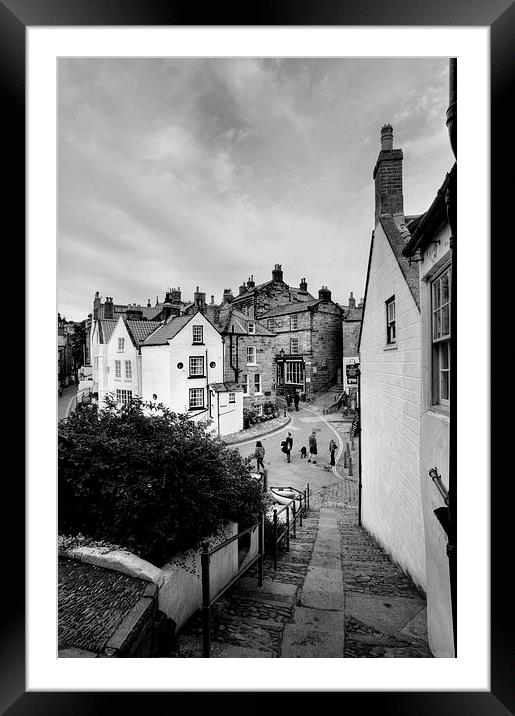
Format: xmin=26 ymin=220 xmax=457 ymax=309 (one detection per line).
xmin=200 ymin=515 xmax=264 ymax=658
xmin=270 ymin=484 xmax=309 ymax=569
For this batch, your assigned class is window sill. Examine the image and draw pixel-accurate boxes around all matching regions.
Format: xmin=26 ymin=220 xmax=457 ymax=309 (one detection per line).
xmin=254 ymin=392 xmax=264 ymax=397
xmin=246 ymin=363 xmax=258 ymax=367
xmin=427 ymin=405 xmax=450 ymax=420
xmin=383 ymin=344 xmax=398 ymax=351
xmin=188 ymin=375 xmax=206 ymax=379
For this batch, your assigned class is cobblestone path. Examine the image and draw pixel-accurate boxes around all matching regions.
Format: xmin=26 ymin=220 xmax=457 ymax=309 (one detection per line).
xmin=169 ymin=513 xmax=319 ymax=658
xmin=170 ymin=478 xmax=432 ymax=658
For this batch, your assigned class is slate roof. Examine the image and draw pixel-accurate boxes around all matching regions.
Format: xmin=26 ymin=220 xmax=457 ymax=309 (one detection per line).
xmin=231 ymin=280 xmax=315 ymax=304
xmin=217 ymin=306 xmax=275 ymax=336
xmin=290 ymin=287 xmax=315 ymax=302
xmin=259 ymin=299 xmax=323 ymax=319
xmin=210 ymin=381 xmax=242 ymax=392
xmin=98 ymin=320 xmax=118 ymax=344
xmin=141 ymin=315 xmax=194 ymax=346
xmin=125 ymin=320 xmax=161 ymax=345
xmin=343 ymin=307 xmax=364 ymax=322
xmin=379 ymin=215 xmax=420 ymax=309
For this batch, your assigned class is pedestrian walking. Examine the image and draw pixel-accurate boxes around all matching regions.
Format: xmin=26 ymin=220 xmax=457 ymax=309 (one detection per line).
xmin=255 ymin=441 xmax=265 ymax=472
xmin=293 ymin=391 xmax=300 ymax=411
xmin=308 ymin=431 xmax=318 ymax=463
xmin=329 ymin=438 xmax=337 ymax=466
xmin=281 ymin=432 xmax=293 ymax=463
xmin=286 ymin=393 xmax=293 ymax=412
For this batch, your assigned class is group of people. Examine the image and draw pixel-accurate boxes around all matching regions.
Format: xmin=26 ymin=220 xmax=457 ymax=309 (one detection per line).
xmin=254 ymin=431 xmax=338 ymax=471
xmin=285 ymin=392 xmax=300 ymax=411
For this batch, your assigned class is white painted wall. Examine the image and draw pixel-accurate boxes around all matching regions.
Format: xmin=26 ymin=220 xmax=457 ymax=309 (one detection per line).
xmin=211 ymin=388 xmax=244 ymax=435
xmin=141 ymin=313 xmax=242 ymax=435
xmin=418 ymin=222 xmax=454 ymax=657
xmin=158 ymin=521 xmax=259 ymax=632
xmin=360 ymin=225 xmax=426 ymax=590
xmin=103 ymin=318 xmax=141 ymax=405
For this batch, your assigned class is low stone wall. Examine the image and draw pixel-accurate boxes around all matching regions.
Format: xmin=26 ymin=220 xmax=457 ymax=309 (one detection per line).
xmin=59 ymin=520 xmax=260 ymax=641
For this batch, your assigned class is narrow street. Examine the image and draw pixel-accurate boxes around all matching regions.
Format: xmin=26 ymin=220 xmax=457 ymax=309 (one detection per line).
xmin=171 ymin=401 xmax=430 ymax=658
xmin=236 ymin=401 xmax=352 ymax=497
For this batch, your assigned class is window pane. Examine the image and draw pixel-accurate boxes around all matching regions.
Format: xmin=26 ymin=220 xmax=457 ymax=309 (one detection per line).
xmin=440 ymin=369 xmax=449 ymax=401
xmin=441 ymin=271 xmax=449 ymax=304
xmin=433 ymin=310 xmax=441 ymax=340
xmin=441 ymin=304 xmax=450 ymax=337
xmin=432 ymin=280 xmax=441 ymax=310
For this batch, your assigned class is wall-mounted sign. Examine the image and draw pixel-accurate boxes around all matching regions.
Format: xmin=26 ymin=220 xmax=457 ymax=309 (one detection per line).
xmin=346 ymin=363 xmax=359 ymax=385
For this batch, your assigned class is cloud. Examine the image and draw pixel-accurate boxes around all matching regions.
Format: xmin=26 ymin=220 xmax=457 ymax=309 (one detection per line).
xmin=58 ymin=57 xmax=451 ymax=320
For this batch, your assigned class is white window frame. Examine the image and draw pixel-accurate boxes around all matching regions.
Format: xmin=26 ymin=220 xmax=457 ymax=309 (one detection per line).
xmin=192 ymin=325 xmax=203 ymax=344
xmin=285 ymin=361 xmax=304 ymax=385
xmin=431 ymin=266 xmax=451 ymax=407
xmin=189 ymin=387 xmax=204 ymax=409
xmin=116 ymin=388 xmax=132 ymax=405
xmin=114 ymin=360 xmax=122 ymax=379
xmin=246 ymin=346 xmax=256 ymax=365
xmin=254 ymin=373 xmax=262 ymax=394
xmin=124 ymin=360 xmax=132 ymax=380
xmin=229 ymin=392 xmax=236 ymax=404
xmin=386 ymin=296 xmax=396 ymax=344
xmin=248 ymin=321 xmax=256 ymax=335
xmin=290 ymin=314 xmax=298 ymax=330
xmin=189 ymin=356 xmax=205 ymax=377
xmin=290 ymin=338 xmax=299 ymax=355
xmin=117 ymin=337 xmax=125 ymax=352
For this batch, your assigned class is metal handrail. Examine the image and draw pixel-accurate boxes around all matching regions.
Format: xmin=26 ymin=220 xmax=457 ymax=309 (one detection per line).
xmin=271 ymin=483 xmax=310 ymax=569
xmin=201 ymin=514 xmax=264 ymax=657
xmin=429 ymin=467 xmax=449 ymax=506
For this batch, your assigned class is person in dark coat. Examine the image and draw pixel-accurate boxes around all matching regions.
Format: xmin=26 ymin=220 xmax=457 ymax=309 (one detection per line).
xmin=308 ymin=431 xmax=318 ymax=463
xmin=329 ymin=438 xmax=337 ymax=466
xmin=286 ymin=393 xmax=293 ymax=411
xmin=255 ymin=441 xmax=265 ymax=472
xmin=283 ymin=432 xmax=293 ymax=463
xmin=293 ymin=391 xmax=300 ymax=411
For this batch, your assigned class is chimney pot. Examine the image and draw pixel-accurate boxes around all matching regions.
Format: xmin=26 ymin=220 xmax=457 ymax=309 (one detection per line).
xmin=380 ymin=123 xmax=394 ymax=151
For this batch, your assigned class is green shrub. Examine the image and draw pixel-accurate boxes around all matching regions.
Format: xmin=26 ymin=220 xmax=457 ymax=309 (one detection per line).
xmin=58 ymin=395 xmax=266 ymax=565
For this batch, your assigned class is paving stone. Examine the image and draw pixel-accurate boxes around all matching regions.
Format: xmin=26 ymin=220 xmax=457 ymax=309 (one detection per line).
xmin=301 ymin=566 xmax=345 ymax=611
xmin=281 ymin=607 xmax=344 ymax=658
xmin=345 ymin=594 xmax=426 ymax=640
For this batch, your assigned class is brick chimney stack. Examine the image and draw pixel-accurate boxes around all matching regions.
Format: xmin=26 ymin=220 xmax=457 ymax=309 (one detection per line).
xmin=104 ymin=297 xmax=114 ymax=319
xmin=299 ymin=278 xmax=308 ymax=293
xmin=373 ymin=124 xmax=404 ymax=224
xmin=247 ymin=275 xmax=255 ymax=290
xmin=239 ymin=281 xmax=247 ymax=295
xmin=223 ymin=288 xmax=233 ymax=304
xmin=194 ymin=286 xmax=206 ymax=313
xmin=318 ymin=286 xmax=332 ymax=302
xmin=348 ymin=292 xmax=356 ymax=309
xmin=272 ymin=264 xmax=283 ymax=282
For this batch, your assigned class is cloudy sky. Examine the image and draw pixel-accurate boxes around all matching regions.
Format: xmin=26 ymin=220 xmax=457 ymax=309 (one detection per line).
xmin=58 ymin=57 xmax=454 ymax=321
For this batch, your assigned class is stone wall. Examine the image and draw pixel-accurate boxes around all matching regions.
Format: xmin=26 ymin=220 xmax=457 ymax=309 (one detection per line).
xmin=224 ymin=333 xmax=277 ymax=408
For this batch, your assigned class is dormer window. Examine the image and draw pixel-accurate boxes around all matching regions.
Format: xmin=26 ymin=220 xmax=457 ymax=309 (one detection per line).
xmin=192 ymin=325 xmax=203 ymax=344
xmin=248 ymin=321 xmax=255 ymax=335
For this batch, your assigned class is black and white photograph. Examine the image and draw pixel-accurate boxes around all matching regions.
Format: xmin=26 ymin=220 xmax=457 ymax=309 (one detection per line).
xmin=56 ymin=54 xmax=458 ymax=661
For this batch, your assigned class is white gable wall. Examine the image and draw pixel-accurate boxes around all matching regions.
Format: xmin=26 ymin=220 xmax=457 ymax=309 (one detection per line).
xmin=360 ymin=225 xmax=426 ymax=590
xmin=103 ymin=318 xmax=140 ymax=405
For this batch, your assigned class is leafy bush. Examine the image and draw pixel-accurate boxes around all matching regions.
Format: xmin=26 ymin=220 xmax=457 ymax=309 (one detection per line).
xmin=58 ymin=395 xmax=266 ymax=565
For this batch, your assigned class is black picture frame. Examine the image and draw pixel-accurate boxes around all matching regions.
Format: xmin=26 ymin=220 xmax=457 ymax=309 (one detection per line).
xmin=3 ymin=0 xmax=507 ymax=713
